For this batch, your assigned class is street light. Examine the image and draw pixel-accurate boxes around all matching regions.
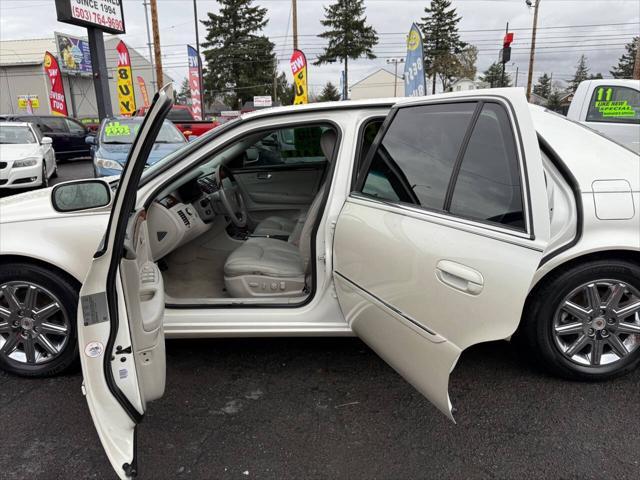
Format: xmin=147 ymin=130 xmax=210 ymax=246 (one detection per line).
xmin=525 ymin=0 xmax=541 ymax=101
xmin=386 ymin=58 xmax=405 ymax=97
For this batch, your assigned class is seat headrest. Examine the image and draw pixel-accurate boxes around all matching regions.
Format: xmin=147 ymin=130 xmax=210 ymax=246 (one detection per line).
xmin=320 ymin=129 xmax=338 ymax=163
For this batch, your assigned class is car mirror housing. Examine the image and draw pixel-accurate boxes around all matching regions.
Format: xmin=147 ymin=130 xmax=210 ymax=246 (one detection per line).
xmin=51 ymin=179 xmax=112 ymax=213
xmin=85 ymin=135 xmax=96 ymax=145
xmin=41 ymin=137 xmax=53 ymax=145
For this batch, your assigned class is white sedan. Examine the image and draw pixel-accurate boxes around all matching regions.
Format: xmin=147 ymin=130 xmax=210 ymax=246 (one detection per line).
xmin=0 ymin=122 xmax=57 ymax=189
xmin=1 ymin=86 xmax=639 ymax=478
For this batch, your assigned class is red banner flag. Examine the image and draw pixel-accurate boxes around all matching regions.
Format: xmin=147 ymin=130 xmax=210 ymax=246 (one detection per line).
xmin=137 ymin=76 xmax=150 ymax=107
xmin=187 ymin=45 xmax=202 ymax=120
xmin=43 ymin=51 xmax=68 ymax=116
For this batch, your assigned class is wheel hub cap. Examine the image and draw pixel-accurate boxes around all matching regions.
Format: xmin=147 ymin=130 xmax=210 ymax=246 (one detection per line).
xmin=553 ymin=279 xmax=640 ymax=367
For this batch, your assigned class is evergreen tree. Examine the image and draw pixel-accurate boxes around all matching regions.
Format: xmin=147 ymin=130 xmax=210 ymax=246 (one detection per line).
xmin=546 ymin=88 xmax=563 ymax=112
xmin=274 ymin=72 xmax=294 ymax=106
xmin=610 ymin=36 xmax=638 ymax=78
xmin=420 ymin=0 xmax=467 ymax=93
xmin=201 ymin=0 xmax=277 ymax=109
xmin=480 ymin=62 xmax=512 ymax=88
xmin=567 ymin=55 xmax=589 ymax=94
xmin=317 ymin=81 xmax=341 ymax=102
xmin=588 ymin=72 xmax=603 ymax=80
xmin=314 ymin=0 xmax=378 ymax=100
xmin=533 ymin=73 xmax=552 ymax=99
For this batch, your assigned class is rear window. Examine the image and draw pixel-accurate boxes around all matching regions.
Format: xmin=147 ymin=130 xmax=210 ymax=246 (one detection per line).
xmin=38 ymin=117 xmax=69 ymax=133
xmin=585 ymin=85 xmax=640 ymax=125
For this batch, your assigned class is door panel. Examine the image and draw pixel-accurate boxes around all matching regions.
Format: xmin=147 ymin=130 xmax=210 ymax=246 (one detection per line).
xmin=234 ymin=165 xmax=324 ymax=222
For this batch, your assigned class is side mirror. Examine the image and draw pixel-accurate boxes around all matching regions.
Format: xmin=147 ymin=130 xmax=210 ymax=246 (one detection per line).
xmin=41 ymin=137 xmax=53 ymax=145
xmin=85 ymin=135 xmax=96 ymax=145
xmin=51 ymin=179 xmax=112 ymax=213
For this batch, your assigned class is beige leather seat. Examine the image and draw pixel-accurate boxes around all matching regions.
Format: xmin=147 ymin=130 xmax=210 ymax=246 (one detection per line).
xmin=224 ymin=129 xmax=337 ymax=298
xmin=252 ymin=129 xmax=338 ymax=238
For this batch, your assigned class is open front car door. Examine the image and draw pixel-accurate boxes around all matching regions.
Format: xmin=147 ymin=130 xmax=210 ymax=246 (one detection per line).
xmin=78 ymin=85 xmax=173 ymax=478
xmin=333 ymin=89 xmax=551 ymax=421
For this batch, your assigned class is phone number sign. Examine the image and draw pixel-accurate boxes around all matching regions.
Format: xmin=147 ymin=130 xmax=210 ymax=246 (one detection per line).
xmin=55 ymin=0 xmax=125 ymax=34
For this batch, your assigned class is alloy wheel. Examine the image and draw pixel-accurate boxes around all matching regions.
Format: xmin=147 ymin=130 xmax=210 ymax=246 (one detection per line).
xmin=553 ymin=279 xmax=640 ymax=367
xmin=0 ymin=282 xmax=70 ymax=366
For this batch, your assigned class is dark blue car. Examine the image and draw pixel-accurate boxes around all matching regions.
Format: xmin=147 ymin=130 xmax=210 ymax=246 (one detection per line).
xmin=89 ymin=117 xmax=187 ymax=177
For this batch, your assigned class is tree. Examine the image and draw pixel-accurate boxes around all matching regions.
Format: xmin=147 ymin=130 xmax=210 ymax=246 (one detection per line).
xmin=610 ymin=36 xmax=638 ymax=78
xmin=314 ymin=0 xmax=378 ymax=100
xmin=201 ymin=0 xmax=278 ymax=109
xmin=176 ymin=78 xmax=191 ymax=105
xmin=480 ymin=62 xmax=512 ymax=88
xmin=546 ymin=88 xmax=563 ymax=112
xmin=274 ymin=72 xmax=294 ymax=106
xmin=317 ymin=81 xmax=341 ymax=102
xmin=566 ymin=54 xmax=589 ymax=94
xmin=588 ymin=72 xmax=603 ymax=80
xmin=455 ymin=45 xmax=478 ymax=81
xmin=533 ymin=73 xmax=552 ymax=99
xmin=421 ymin=0 xmax=467 ymax=93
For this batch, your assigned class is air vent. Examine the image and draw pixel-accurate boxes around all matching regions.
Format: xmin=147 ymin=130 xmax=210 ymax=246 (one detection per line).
xmin=177 ymin=210 xmax=190 ymax=227
xmin=157 ymin=231 xmax=167 ymax=242
xmin=198 ymin=177 xmax=218 ymax=194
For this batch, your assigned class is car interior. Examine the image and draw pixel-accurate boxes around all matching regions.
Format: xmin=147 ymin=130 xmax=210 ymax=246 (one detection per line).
xmin=142 ymin=122 xmax=343 ymax=306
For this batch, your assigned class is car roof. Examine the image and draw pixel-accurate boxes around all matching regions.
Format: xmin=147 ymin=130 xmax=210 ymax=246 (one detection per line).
xmin=0 ymin=121 xmax=34 ymax=127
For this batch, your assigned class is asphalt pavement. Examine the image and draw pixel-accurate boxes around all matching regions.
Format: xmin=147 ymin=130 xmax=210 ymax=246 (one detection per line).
xmin=1 ymin=160 xmax=639 ymax=479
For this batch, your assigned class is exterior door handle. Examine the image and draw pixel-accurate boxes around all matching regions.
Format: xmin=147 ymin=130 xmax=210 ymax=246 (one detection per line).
xmin=256 ymin=172 xmax=272 ymax=180
xmin=435 ymin=260 xmax=484 ymax=295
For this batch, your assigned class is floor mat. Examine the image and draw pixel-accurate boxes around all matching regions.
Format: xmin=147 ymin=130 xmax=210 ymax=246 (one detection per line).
xmin=163 ymin=247 xmax=229 ymax=299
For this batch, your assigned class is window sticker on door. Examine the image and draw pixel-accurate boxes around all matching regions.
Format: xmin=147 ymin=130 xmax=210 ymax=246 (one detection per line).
xmin=592 ymin=87 xmax=637 ymax=118
xmin=81 ymin=292 xmax=110 ymax=326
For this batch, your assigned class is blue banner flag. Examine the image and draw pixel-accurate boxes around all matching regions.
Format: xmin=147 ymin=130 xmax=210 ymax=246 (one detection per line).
xmin=404 ymin=23 xmax=425 ymax=97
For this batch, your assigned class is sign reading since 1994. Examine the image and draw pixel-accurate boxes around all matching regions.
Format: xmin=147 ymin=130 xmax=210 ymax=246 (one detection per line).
xmin=55 ymin=0 xmax=125 ymax=35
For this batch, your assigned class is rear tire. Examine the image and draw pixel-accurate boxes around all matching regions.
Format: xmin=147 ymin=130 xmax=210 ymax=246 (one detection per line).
xmin=520 ymin=259 xmax=640 ymax=381
xmin=40 ymin=162 xmax=49 ymax=188
xmin=0 ymin=263 xmax=79 ymax=377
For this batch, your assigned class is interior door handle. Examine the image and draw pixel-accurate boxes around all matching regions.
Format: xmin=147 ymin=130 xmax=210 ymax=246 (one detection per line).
xmin=435 ymin=260 xmax=484 ymax=295
xmin=256 ymin=172 xmax=272 ymax=180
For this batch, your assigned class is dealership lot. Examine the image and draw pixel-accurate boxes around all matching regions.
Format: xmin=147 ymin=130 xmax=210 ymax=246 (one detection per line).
xmin=1 ymin=338 xmax=639 ymax=479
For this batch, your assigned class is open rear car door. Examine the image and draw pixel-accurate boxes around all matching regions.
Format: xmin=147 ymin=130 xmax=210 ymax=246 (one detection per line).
xmin=78 ymin=85 xmax=173 ymax=478
xmin=333 ymin=89 xmax=551 ymax=421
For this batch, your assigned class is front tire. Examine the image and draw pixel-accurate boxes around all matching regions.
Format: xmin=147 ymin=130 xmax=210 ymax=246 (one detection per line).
xmin=521 ymin=259 xmax=640 ymax=381
xmin=0 ymin=263 xmax=79 ymax=377
xmin=40 ymin=162 xmax=49 ymax=188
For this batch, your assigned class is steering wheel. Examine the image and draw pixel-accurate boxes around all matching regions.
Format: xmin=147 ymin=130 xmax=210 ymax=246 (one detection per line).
xmin=215 ymin=165 xmax=248 ymax=227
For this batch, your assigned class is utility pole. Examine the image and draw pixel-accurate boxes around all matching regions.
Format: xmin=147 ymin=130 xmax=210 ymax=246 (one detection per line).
xmin=515 ymin=65 xmax=519 ymax=87
xmin=501 ymin=22 xmax=508 ymax=88
xmin=633 ymin=36 xmax=640 ymax=80
xmin=386 ymin=58 xmax=405 ymax=97
xmin=193 ymin=0 xmax=205 ymax=113
xmin=149 ymin=0 xmax=164 ymax=89
xmin=525 ymin=0 xmax=541 ymax=101
xmin=292 ymin=0 xmax=298 ymax=51
xmin=143 ymin=1 xmax=157 ymax=93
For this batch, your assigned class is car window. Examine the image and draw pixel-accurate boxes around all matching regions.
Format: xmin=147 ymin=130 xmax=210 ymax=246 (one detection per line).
xmin=449 ymin=103 xmax=525 ymax=230
xmin=585 ymin=85 xmax=640 ymax=125
xmin=228 ymin=125 xmax=330 ymax=170
xmin=167 ymin=109 xmax=194 ymax=121
xmin=359 ymin=102 xmax=477 ymax=211
xmin=65 ymin=118 xmax=86 ymax=134
xmin=0 ymin=125 xmax=37 ymax=144
xmin=39 ymin=117 xmax=69 ymax=133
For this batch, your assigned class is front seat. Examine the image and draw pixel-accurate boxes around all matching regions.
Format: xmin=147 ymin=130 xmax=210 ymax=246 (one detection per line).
xmin=252 ymin=129 xmax=338 ymax=238
xmin=223 ymin=129 xmax=338 ymax=298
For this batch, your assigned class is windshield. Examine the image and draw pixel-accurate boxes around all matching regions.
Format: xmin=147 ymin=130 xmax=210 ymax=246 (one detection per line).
xmin=0 ymin=125 xmax=36 ymax=144
xmin=100 ymin=118 xmax=185 ymax=144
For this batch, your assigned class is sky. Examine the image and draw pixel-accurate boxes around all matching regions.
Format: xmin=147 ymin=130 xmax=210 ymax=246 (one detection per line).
xmin=0 ymin=0 xmax=638 ymax=97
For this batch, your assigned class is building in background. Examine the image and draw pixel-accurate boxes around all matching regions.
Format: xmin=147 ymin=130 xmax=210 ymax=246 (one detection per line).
xmin=448 ymin=78 xmax=489 ymax=92
xmin=349 ymin=69 xmax=403 ymax=100
xmin=0 ymin=36 xmax=172 ymax=117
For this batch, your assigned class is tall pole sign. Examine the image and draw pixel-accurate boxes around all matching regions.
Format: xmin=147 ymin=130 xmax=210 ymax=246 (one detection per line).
xmin=43 ymin=52 xmax=69 ymax=116
xmin=187 ymin=45 xmax=203 ymax=120
xmin=116 ymin=41 xmax=136 ymax=115
xmin=55 ymin=0 xmax=126 ymax=119
xmin=290 ymin=49 xmax=308 ymax=105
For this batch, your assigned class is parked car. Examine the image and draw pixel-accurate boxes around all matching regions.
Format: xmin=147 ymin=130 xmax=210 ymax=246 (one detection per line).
xmin=88 ymin=116 xmax=187 ymax=177
xmin=136 ymin=104 xmax=220 ymax=137
xmin=2 ymin=86 xmax=640 ymax=478
xmin=566 ymin=79 xmax=640 ymax=153
xmin=0 ymin=122 xmax=57 ymax=189
xmin=0 ymin=114 xmax=92 ymax=160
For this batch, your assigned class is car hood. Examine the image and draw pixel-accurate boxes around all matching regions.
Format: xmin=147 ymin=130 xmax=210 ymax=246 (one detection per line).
xmin=0 ymin=144 xmax=40 ymax=160
xmin=97 ymin=142 xmax=184 ymax=166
